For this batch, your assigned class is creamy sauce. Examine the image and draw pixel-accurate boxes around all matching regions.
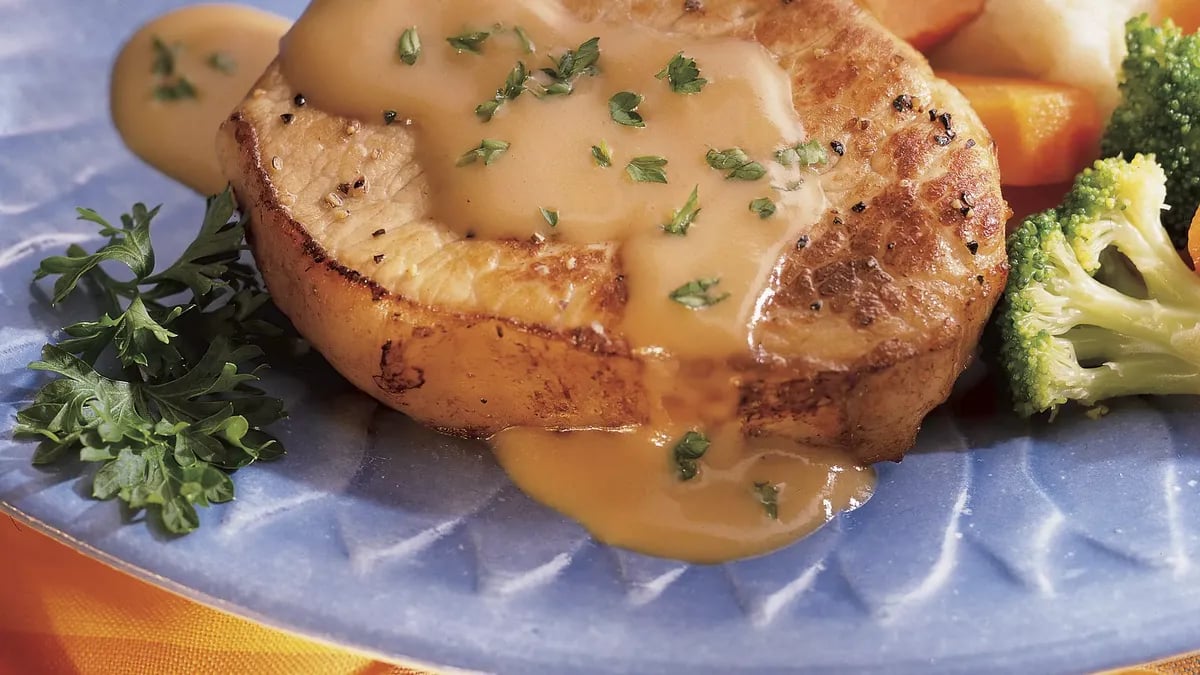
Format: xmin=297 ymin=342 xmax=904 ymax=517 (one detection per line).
xmin=493 ymin=424 xmax=875 ymax=563
xmin=113 ymin=1 xmax=878 ymax=563
xmin=110 ymin=5 xmax=289 ymax=194
xmin=280 ymin=0 xmax=824 ymax=358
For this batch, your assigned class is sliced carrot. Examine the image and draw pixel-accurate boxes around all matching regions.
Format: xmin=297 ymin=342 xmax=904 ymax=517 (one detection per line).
xmin=940 ymin=72 xmax=1103 ymax=187
xmin=857 ymin=0 xmax=984 ymax=52
xmin=1160 ymin=0 xmax=1200 ymax=33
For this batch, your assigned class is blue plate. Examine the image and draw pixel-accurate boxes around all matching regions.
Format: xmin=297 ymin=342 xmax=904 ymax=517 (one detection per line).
xmin=4 ymin=1 xmax=1200 ymax=673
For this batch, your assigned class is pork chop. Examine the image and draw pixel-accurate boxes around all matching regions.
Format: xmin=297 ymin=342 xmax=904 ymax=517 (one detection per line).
xmin=216 ymin=0 xmax=1008 ymax=463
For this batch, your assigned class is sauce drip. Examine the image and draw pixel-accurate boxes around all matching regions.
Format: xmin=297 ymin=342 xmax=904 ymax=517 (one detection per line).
xmin=280 ymin=0 xmax=825 ymax=357
xmin=110 ymin=4 xmax=289 ymax=194
xmin=493 ymin=425 xmax=875 ymax=563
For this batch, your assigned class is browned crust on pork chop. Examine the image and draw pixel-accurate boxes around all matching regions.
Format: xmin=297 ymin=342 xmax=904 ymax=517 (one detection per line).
xmin=217 ymin=0 xmax=1008 ymax=463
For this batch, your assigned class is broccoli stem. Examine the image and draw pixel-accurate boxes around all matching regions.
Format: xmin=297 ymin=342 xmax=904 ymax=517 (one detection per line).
xmin=1057 ymin=273 xmax=1200 ymax=368
xmin=1074 ymin=354 xmax=1200 ymax=404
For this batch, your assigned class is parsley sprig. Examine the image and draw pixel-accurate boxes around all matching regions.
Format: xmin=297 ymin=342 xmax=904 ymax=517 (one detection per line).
xmin=14 ymin=189 xmax=290 ymax=534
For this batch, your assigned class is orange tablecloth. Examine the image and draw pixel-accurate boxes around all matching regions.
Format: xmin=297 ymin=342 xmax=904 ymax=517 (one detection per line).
xmin=0 ymin=514 xmax=1197 ymax=675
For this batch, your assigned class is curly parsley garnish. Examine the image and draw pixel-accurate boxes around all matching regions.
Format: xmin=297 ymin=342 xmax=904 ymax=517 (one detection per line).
xmin=656 ymin=52 xmax=707 ymax=94
xmin=669 ymin=277 xmax=729 ymax=308
xmin=15 ymin=189 xmax=290 ymax=535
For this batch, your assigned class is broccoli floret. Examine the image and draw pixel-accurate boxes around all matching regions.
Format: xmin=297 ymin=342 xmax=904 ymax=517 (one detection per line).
xmin=1101 ymin=15 xmax=1200 ymax=247
xmin=997 ymin=154 xmax=1200 ymax=417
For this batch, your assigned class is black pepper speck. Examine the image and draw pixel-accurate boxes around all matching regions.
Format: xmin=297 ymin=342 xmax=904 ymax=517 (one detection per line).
xmin=830 ymin=140 xmax=845 ymax=156
xmin=851 ymin=202 xmax=867 ymax=213
xmin=293 ymin=93 xmax=306 ymax=107
xmin=372 ymin=228 xmax=386 ymax=238
xmin=280 ymin=113 xmax=295 ymax=125
xmin=967 ymin=240 xmax=979 ymax=255
xmin=892 ymin=94 xmax=914 ymax=113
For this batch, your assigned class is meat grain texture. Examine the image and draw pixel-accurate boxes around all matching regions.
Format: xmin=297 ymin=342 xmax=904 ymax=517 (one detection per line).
xmin=217 ymin=0 xmax=1008 ymax=463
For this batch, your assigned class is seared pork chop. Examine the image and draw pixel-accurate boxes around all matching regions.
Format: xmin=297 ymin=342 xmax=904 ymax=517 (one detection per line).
xmin=216 ymin=0 xmax=1007 ymax=463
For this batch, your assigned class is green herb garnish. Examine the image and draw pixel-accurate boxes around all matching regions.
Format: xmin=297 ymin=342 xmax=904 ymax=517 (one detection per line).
xmin=150 ymin=36 xmax=196 ymax=101
xmin=655 ymin=52 xmax=707 ymax=94
xmin=775 ymin=139 xmax=828 ymax=167
xmin=457 ymin=139 xmax=510 ymax=166
xmin=540 ymin=207 xmax=559 ymax=227
xmin=15 ymin=189 xmax=289 ymax=535
xmin=477 ymin=61 xmax=528 ymax=122
xmin=591 ymin=141 xmax=613 ymax=167
xmin=538 ymin=36 xmax=600 ymax=96
xmin=398 ymin=27 xmax=421 ymax=65
xmin=514 ymin=26 xmax=535 ymax=54
xmin=753 ymin=482 xmax=780 ymax=519
xmin=662 ymin=186 xmax=701 ymax=235
xmin=625 ymin=155 xmax=668 ymax=184
xmin=749 ymin=197 xmax=777 ymax=219
xmin=207 ymin=52 xmax=236 ymax=74
xmin=705 ymin=147 xmax=766 ymax=181
xmin=609 ymin=91 xmax=646 ymax=128
xmin=672 ymin=431 xmax=710 ymax=481
xmin=669 ymin=277 xmax=729 ymax=308
xmin=447 ymin=30 xmax=490 ymax=54
xmin=154 ymin=79 xmax=197 ymax=101
xmin=151 ymin=37 xmax=177 ymax=76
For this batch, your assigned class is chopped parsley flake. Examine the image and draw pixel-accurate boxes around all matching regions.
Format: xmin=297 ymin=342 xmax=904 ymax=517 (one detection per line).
xmin=669 ymin=277 xmax=729 ymax=308
xmin=150 ymin=37 xmax=177 ymax=76
xmin=775 ymin=139 xmax=828 ymax=167
xmin=398 ymin=27 xmax=421 ymax=65
xmin=207 ymin=52 xmax=236 ymax=74
xmin=447 ymin=31 xmax=490 ymax=54
xmin=753 ymin=482 xmax=780 ymax=519
xmin=456 ymin=139 xmax=510 ymax=166
xmin=705 ymin=147 xmax=767 ymax=181
xmin=672 ymin=431 xmax=710 ymax=481
xmin=540 ymin=207 xmax=559 ymax=227
xmin=749 ymin=197 xmax=777 ymax=219
xmin=154 ymin=78 xmax=197 ymax=101
xmin=662 ymin=186 xmax=701 ymax=235
xmin=514 ymin=26 xmax=535 ymax=54
xmin=591 ymin=141 xmax=613 ymax=168
xmin=537 ymin=36 xmax=600 ymax=96
xmin=477 ymin=61 xmax=528 ymax=122
xmin=625 ymin=155 xmax=668 ymax=184
xmin=655 ymin=52 xmax=707 ymax=94
xmin=609 ymin=91 xmax=646 ymax=128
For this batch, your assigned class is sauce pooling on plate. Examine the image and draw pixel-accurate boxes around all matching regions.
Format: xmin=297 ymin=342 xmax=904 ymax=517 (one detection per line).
xmin=111 ymin=0 xmax=876 ymax=563
xmin=111 ymin=4 xmax=289 ymax=194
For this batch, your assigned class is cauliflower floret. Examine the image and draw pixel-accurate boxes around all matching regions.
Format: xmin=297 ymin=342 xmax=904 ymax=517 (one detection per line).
xmin=930 ymin=0 xmax=1156 ymax=117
